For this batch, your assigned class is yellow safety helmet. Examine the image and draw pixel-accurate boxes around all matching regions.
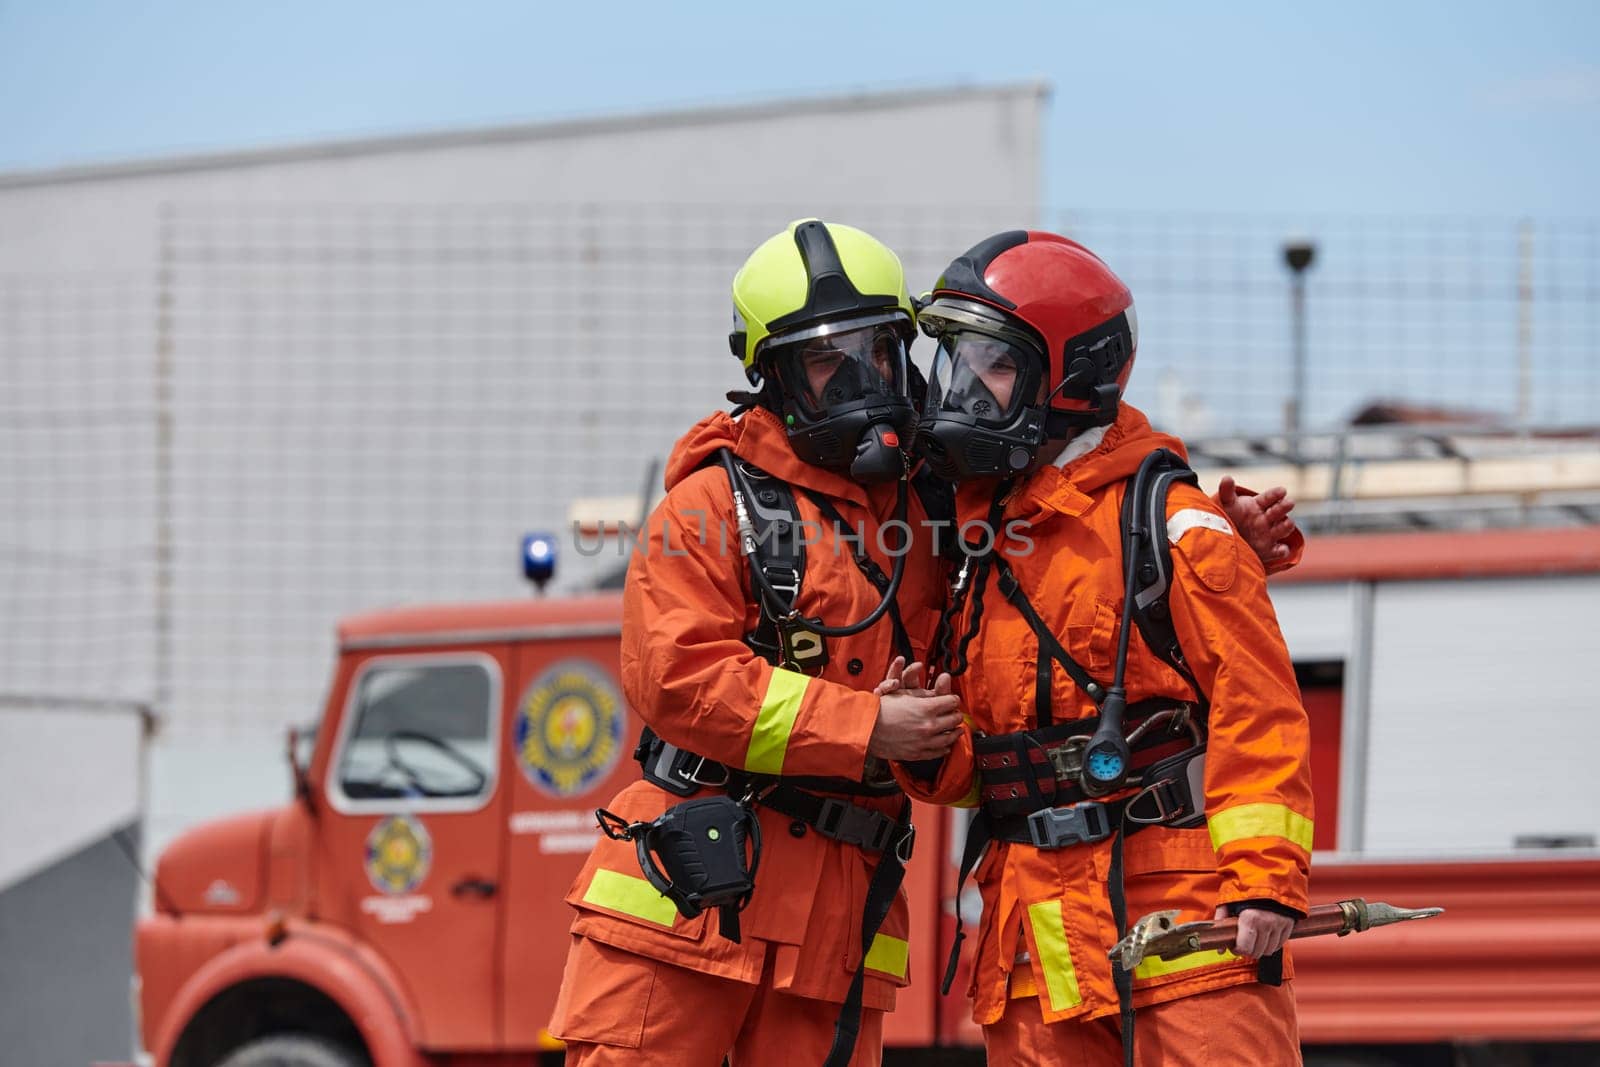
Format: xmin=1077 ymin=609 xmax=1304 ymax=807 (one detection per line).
xmin=727 ymin=220 xmax=919 ymax=481
xmin=728 ymin=219 xmax=917 ymax=378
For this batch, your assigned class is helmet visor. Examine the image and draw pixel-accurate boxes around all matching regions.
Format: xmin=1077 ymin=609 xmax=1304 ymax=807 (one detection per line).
xmin=771 ymin=321 xmax=908 ymax=418
xmin=927 ymin=330 xmax=1039 ymax=426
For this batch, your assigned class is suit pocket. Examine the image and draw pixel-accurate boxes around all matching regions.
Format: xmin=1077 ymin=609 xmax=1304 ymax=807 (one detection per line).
xmin=1065 ymin=597 xmax=1120 ymax=678
xmin=1113 ymin=827 xmax=1223 ymax=935
xmin=548 ymin=935 xmax=657 ymax=1048
xmin=841 ymin=851 xmax=913 ymax=989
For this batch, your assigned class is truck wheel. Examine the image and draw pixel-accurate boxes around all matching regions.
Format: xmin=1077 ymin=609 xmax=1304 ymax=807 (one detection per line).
xmin=215 ymin=1034 xmax=368 ymax=1067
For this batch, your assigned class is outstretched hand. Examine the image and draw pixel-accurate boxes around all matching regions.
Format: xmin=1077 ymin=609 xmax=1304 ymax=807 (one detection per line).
xmin=1218 ymin=476 xmax=1298 ymax=565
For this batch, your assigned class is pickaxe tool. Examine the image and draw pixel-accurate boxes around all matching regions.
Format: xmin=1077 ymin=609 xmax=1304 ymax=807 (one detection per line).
xmin=1108 ymin=898 xmax=1444 ymax=972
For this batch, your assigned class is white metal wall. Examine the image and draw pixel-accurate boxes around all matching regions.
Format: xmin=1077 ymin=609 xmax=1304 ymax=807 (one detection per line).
xmin=1275 ymin=573 xmax=1600 ymax=857
xmin=1361 ymin=574 xmax=1600 ymax=855
xmin=0 ymin=85 xmax=1046 ymax=864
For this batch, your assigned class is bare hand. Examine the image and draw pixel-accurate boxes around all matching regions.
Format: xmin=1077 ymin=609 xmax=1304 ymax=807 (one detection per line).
xmin=875 ymin=656 xmax=910 ymax=696
xmin=1218 ymin=476 xmax=1298 ymax=565
xmin=868 ymin=666 xmax=961 ymax=761
xmin=1214 ymin=904 xmax=1295 ymax=959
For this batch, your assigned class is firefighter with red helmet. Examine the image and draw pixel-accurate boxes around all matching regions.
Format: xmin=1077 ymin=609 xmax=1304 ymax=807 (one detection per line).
xmin=897 ymin=231 xmax=1312 ymax=1065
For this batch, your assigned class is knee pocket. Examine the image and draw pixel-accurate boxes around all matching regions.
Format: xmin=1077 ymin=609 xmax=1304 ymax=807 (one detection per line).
xmin=550 ymin=938 xmax=657 ymax=1049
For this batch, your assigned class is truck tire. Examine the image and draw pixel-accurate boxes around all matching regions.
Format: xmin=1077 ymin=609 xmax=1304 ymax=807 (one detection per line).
xmin=215 ymin=1034 xmax=368 ymax=1067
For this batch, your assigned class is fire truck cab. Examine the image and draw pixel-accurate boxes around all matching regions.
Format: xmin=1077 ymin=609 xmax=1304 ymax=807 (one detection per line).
xmin=137 ymin=594 xmax=636 ymax=1067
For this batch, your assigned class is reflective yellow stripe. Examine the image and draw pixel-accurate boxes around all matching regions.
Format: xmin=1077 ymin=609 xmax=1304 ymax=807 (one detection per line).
xmin=581 ymin=869 xmax=677 ymax=926
xmin=745 ymin=668 xmax=810 ymax=775
xmin=1208 ymin=803 xmax=1314 ymax=852
xmin=864 ymin=933 xmax=909 ymax=979
xmin=1025 ymin=900 xmax=1083 ymax=1012
xmin=1135 ymin=947 xmax=1240 ymax=980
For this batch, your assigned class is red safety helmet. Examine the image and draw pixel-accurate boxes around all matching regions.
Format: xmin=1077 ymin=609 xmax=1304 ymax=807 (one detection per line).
xmin=916 ymin=230 xmax=1137 ymax=480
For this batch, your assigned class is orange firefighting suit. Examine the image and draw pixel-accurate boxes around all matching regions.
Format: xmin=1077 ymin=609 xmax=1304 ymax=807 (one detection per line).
xmin=895 ymin=404 xmax=1314 ymax=1065
xmin=550 ymin=405 xmax=947 ymax=1064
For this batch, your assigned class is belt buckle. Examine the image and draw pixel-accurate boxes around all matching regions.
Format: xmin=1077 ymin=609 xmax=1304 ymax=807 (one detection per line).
xmin=818 ymin=797 xmax=893 ymax=852
xmin=1045 ymin=737 xmax=1086 ymax=781
xmin=1025 ymin=801 xmax=1111 ymax=850
xmin=678 ymin=753 xmax=730 ymax=788
xmin=895 ymin=823 xmax=916 ymax=863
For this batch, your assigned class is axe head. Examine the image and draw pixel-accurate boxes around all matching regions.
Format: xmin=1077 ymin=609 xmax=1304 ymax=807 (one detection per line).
xmin=1108 ymin=909 xmax=1184 ymax=972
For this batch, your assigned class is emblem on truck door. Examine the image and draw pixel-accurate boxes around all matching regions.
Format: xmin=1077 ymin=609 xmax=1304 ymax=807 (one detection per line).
xmin=364 ymin=814 xmax=434 ymax=894
xmin=515 ymin=660 xmax=624 ymax=798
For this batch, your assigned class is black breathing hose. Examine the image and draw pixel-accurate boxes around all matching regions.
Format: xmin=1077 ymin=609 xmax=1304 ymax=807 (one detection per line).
xmin=719 ymin=449 xmax=910 ymax=639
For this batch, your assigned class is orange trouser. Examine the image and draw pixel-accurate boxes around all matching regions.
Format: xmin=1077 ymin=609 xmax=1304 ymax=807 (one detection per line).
xmin=985 ymin=980 xmax=1302 ymax=1066
xmin=552 ymin=934 xmax=884 ymax=1067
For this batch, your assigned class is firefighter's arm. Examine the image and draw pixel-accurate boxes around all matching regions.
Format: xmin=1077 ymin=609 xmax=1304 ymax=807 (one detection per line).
xmin=1163 ymin=484 xmax=1314 ymax=915
xmin=620 ymin=470 xmax=882 ymax=780
xmin=1215 ymin=476 xmax=1304 ymax=574
xmin=889 ymin=727 xmax=980 ymax=806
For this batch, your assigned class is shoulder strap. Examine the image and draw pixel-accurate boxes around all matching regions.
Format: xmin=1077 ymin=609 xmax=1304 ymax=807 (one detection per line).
xmin=722 ymin=455 xmax=816 ymax=668
xmin=1120 ymin=448 xmax=1206 ymax=704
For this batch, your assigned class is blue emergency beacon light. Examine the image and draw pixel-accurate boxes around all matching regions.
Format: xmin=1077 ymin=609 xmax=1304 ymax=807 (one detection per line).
xmin=522 ymin=532 xmax=557 ymax=594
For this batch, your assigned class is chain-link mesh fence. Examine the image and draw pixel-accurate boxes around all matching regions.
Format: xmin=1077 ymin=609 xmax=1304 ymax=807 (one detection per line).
xmin=3 ymin=204 xmax=1596 ymax=739
xmin=1065 ymin=212 xmax=1599 ymax=436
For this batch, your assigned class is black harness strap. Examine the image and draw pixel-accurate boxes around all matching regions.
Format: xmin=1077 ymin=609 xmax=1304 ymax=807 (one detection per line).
xmin=941 ymin=809 xmax=990 ymax=995
xmin=940 ymin=793 xmax=1170 ymax=997
xmin=798 ymin=489 xmax=914 ymax=663
xmin=1121 ymin=449 xmax=1207 ymax=706
xmin=1108 ymin=819 xmax=1135 ymax=1067
xmin=724 ymin=457 xmax=816 ymax=669
xmin=824 ymin=796 xmax=913 ymax=1067
xmin=633 ymin=728 xmax=913 ymax=1065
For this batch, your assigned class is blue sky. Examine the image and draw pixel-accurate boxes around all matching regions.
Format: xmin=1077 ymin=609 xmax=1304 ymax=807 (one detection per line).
xmin=1 ymin=1 xmax=1595 ymax=217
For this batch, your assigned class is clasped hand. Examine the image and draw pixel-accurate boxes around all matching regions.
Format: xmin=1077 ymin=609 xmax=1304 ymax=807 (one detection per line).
xmin=867 ymin=656 xmax=962 ymax=762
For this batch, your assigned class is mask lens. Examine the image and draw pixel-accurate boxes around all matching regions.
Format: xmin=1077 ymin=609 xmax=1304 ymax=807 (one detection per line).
xmin=932 ymin=332 xmax=1032 ymax=425
xmin=779 ymin=324 xmax=906 ymax=417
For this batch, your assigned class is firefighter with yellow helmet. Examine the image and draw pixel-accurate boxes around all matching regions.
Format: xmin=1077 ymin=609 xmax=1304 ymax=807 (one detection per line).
xmin=550 ymin=220 xmax=960 ymax=1066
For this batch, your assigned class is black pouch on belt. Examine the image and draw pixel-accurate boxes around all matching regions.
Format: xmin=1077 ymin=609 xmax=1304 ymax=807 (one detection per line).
xmin=596 ymin=794 xmax=763 ymax=941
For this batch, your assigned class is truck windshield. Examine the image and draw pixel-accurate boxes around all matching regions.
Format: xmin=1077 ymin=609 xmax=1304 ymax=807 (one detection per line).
xmin=336 ymin=659 xmax=495 ymax=802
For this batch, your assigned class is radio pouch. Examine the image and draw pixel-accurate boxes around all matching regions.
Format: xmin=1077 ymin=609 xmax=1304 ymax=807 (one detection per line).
xmin=596 ymin=794 xmax=763 ymax=942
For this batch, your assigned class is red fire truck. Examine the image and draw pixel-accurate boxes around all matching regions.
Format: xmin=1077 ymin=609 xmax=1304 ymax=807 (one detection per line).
xmin=134 ymin=478 xmax=1600 ymax=1066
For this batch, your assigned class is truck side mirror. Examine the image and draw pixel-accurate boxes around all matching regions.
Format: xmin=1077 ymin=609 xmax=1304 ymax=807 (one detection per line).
xmin=287 ymin=725 xmax=317 ymax=814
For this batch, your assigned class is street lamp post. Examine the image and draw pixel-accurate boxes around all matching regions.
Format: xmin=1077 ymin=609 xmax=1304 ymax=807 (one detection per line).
xmin=1282 ymin=240 xmax=1316 ymax=463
